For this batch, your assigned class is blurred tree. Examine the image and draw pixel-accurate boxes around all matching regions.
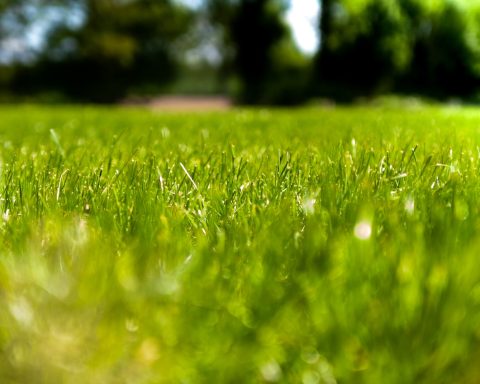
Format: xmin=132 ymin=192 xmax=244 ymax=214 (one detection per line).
xmin=398 ymin=1 xmax=480 ymax=97
xmin=1 ymin=0 xmax=82 ymax=61
xmin=314 ymin=0 xmax=480 ymax=100
xmin=314 ymin=0 xmax=411 ymax=99
xmin=229 ymin=0 xmax=285 ymax=103
xmin=4 ymin=0 xmax=480 ymax=103
xmin=8 ymin=0 xmax=192 ymax=102
xmin=207 ymin=0 xmax=308 ymax=105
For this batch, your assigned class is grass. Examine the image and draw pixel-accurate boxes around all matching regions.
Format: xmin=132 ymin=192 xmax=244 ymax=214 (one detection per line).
xmin=1 ymin=104 xmax=480 ymax=383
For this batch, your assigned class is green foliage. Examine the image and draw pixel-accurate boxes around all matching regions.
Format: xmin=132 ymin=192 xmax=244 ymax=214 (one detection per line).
xmin=400 ymin=1 xmax=480 ymax=96
xmin=4 ymin=0 xmax=480 ymax=103
xmin=317 ymin=0 xmax=411 ymax=95
xmin=315 ymin=0 xmax=480 ymax=99
xmin=1 ymin=105 xmax=480 ymax=382
xmin=207 ymin=0 xmax=307 ymax=105
xmin=3 ymin=0 xmax=192 ymax=102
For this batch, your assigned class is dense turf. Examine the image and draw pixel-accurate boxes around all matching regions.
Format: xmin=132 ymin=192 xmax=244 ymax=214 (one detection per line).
xmin=1 ymin=104 xmax=480 ymax=383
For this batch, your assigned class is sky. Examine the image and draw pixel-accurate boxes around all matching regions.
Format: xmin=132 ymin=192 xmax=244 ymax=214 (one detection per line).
xmin=286 ymin=0 xmax=320 ymax=54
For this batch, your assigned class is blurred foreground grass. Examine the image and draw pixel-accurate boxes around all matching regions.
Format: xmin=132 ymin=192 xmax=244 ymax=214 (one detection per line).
xmin=1 ymin=105 xmax=480 ymax=383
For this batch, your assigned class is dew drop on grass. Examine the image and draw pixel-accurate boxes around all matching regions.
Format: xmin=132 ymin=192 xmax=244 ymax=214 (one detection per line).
xmin=351 ymin=138 xmax=357 ymax=158
xmin=354 ymin=220 xmax=372 ymax=240
xmin=9 ymin=297 xmax=34 ymax=327
xmin=301 ymin=197 xmax=316 ymax=216
xmin=405 ymin=197 xmax=415 ymax=215
xmin=260 ymin=359 xmax=282 ymax=382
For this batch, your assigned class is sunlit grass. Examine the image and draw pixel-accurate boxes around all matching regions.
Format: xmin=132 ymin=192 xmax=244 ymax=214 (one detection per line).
xmin=1 ymin=104 xmax=480 ymax=383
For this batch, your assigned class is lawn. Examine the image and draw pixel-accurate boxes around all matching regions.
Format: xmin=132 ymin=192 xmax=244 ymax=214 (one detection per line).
xmin=1 ymin=104 xmax=480 ymax=383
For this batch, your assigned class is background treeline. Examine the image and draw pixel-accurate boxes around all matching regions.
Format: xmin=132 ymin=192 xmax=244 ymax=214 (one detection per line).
xmin=1 ymin=0 xmax=480 ymax=104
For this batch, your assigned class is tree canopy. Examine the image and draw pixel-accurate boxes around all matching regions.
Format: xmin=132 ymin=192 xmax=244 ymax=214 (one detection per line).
xmin=315 ymin=0 xmax=480 ymax=100
xmin=2 ymin=0 xmax=480 ymax=103
xmin=3 ymin=0 xmax=192 ymax=102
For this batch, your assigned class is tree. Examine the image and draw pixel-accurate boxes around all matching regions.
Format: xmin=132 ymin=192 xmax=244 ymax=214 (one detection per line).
xmin=230 ymin=0 xmax=286 ymax=103
xmin=8 ymin=0 xmax=192 ymax=102
xmin=398 ymin=1 xmax=480 ymax=97
xmin=314 ymin=0 xmax=411 ymax=99
xmin=314 ymin=0 xmax=480 ymax=100
xmin=207 ymin=0 xmax=307 ymax=105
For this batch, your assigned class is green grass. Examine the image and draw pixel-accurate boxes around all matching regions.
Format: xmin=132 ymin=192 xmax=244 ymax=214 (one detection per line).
xmin=1 ymin=104 xmax=480 ymax=383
